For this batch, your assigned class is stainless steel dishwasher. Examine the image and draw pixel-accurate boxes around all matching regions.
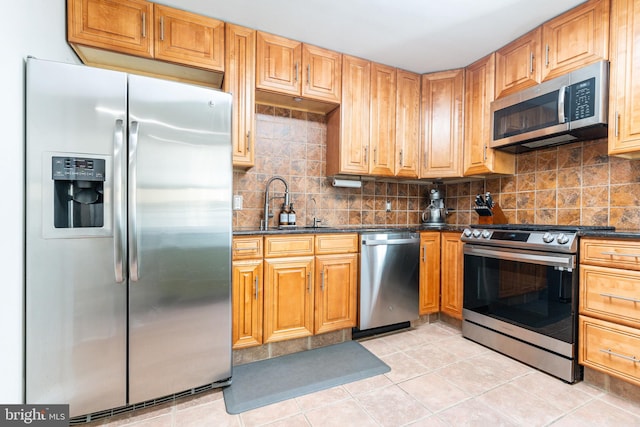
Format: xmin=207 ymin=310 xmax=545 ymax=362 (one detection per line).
xmin=358 ymin=231 xmax=420 ymax=333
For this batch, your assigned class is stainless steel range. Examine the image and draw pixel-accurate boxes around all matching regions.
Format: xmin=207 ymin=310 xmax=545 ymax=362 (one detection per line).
xmin=461 ymin=224 xmax=613 ymax=383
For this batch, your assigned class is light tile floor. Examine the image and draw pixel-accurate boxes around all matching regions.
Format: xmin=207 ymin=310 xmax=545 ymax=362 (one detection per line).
xmin=87 ymin=321 xmax=640 ymax=426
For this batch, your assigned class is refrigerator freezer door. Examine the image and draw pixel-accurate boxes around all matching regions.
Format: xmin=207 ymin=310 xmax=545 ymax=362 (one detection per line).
xmin=26 ymin=58 xmax=128 ymax=416
xmin=127 ymin=75 xmax=233 ymax=403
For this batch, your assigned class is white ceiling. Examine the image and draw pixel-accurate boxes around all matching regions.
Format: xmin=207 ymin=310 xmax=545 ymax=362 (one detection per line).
xmin=156 ymin=0 xmax=587 ymax=74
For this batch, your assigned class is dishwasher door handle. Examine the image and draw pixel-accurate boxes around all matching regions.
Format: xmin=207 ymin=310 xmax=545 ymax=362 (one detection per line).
xmin=362 ymin=238 xmax=420 ymax=246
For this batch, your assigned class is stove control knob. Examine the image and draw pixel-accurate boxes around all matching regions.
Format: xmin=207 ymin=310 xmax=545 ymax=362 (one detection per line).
xmin=542 ymin=232 xmax=555 ymax=243
xmin=557 ymin=233 xmax=570 ymax=244
xmin=463 ymin=228 xmax=472 ymax=237
xmin=481 ymin=230 xmax=491 ymax=239
xmin=472 ymin=229 xmax=482 ymax=238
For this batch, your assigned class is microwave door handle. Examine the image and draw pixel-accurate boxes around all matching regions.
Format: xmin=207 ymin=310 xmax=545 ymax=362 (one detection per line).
xmin=558 ymin=85 xmax=567 ymax=124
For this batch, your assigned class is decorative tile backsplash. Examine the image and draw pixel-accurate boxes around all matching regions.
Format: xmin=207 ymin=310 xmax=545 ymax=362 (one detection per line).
xmin=233 ymin=107 xmax=640 ymax=230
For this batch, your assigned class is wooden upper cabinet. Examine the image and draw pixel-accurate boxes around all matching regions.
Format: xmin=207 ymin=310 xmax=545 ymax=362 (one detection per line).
xmin=67 ymin=0 xmax=154 ymax=58
xmin=256 ymin=32 xmax=302 ymax=95
xmin=420 ymin=69 xmax=464 ymax=179
xmin=302 ymin=44 xmax=342 ymax=103
xmin=495 ymin=27 xmax=541 ymax=98
xmin=225 ymin=24 xmax=256 ymax=168
xmin=369 ymin=63 xmax=397 ymax=176
xmin=541 ymin=0 xmax=609 ymax=81
xmin=256 ymin=32 xmax=341 ymax=104
xmin=395 ymin=70 xmax=421 ymax=178
xmin=463 ymin=53 xmax=514 ymax=176
xmin=154 ymin=4 xmax=224 ymax=71
xmin=326 ymin=55 xmax=371 ymax=176
xmin=608 ymin=0 xmax=640 ymax=158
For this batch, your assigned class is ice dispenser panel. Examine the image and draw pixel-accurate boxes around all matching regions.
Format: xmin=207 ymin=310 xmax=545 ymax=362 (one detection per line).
xmin=52 ymin=156 xmax=105 ymax=228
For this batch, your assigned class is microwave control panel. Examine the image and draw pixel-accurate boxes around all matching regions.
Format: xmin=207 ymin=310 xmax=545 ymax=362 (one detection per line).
xmin=570 ymin=77 xmax=595 ymax=121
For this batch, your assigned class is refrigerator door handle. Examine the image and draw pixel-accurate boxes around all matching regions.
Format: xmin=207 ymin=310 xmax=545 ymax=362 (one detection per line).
xmin=114 ymin=119 xmax=127 ymax=283
xmin=129 ymin=121 xmax=140 ymax=282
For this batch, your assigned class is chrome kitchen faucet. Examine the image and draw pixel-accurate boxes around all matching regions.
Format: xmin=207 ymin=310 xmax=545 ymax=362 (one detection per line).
xmin=262 ymin=176 xmax=290 ymax=230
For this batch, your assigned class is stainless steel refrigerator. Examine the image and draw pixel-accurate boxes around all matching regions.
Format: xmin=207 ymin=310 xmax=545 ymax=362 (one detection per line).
xmin=25 ymin=57 xmax=233 ymax=418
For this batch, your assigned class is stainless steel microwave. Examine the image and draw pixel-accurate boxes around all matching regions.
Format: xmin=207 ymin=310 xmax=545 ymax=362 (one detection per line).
xmin=490 ymin=60 xmax=609 ymax=153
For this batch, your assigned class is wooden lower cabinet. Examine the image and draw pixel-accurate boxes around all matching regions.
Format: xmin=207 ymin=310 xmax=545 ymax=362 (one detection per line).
xmin=440 ymin=231 xmax=464 ymax=319
xmin=419 ymin=232 xmax=441 ymax=314
xmin=579 ymin=237 xmax=640 ymax=387
xmin=314 ymin=253 xmax=358 ymax=334
xmin=263 ymin=256 xmax=315 ymax=343
xmin=232 ymin=259 xmax=263 ymax=349
xmin=580 ymin=315 xmax=640 ymax=387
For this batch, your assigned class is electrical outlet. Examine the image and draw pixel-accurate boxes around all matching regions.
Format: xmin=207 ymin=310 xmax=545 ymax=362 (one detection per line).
xmin=385 ymin=200 xmax=392 ymax=212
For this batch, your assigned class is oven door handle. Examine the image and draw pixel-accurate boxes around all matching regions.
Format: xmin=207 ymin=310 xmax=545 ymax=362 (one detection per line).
xmin=464 ymin=245 xmax=575 ymax=270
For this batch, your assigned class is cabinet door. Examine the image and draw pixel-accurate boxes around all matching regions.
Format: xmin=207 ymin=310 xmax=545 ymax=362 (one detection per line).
xmin=495 ymin=27 xmax=541 ymax=98
xmin=256 ymin=32 xmax=302 ymax=96
xmin=263 ymin=257 xmax=314 ymax=342
xmin=302 ymin=44 xmax=342 ymax=103
xmin=441 ymin=232 xmax=464 ymax=319
xmin=395 ymin=70 xmax=421 ymax=178
xmin=420 ymin=69 xmax=464 ymax=178
xmin=225 ymin=24 xmax=256 ymax=168
xmin=232 ymin=259 xmax=263 ymax=349
xmin=369 ymin=63 xmax=397 ymax=176
xmin=608 ymin=0 xmax=640 ymax=158
xmin=542 ymin=0 xmax=609 ymax=81
xmin=314 ymin=254 xmax=358 ymax=334
xmin=154 ymin=5 xmax=224 ymax=71
xmin=327 ymin=55 xmax=371 ymax=176
xmin=463 ymin=53 xmax=515 ymax=176
xmin=67 ymin=0 xmax=153 ymax=58
xmin=419 ymin=232 xmax=441 ymax=315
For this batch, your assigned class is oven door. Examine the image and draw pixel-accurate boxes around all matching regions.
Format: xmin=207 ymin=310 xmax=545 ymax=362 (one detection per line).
xmin=463 ymin=244 xmax=577 ymax=346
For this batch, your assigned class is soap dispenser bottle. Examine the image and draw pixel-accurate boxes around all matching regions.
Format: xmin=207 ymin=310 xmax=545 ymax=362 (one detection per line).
xmin=288 ymin=203 xmax=296 ymax=226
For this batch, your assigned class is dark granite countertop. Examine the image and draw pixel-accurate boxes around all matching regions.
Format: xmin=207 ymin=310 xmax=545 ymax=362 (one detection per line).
xmin=578 ymin=229 xmax=640 ymax=239
xmin=233 ymin=224 xmax=466 ymax=236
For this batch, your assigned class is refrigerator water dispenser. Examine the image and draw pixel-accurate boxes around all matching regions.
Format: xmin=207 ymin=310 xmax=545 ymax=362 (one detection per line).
xmin=52 ymin=156 xmax=105 ymax=228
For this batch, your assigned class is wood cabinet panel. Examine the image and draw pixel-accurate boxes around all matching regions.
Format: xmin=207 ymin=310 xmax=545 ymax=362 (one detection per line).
xmin=154 ymin=5 xmax=224 ymax=71
xmin=580 ymin=264 xmax=640 ymax=329
xmin=225 ymin=24 xmax=256 ymax=168
xmin=369 ymin=63 xmax=396 ymax=176
xmin=263 ymin=257 xmax=314 ymax=342
xmin=302 ymin=44 xmax=342 ymax=102
xmin=420 ymin=69 xmax=464 ymax=178
xmin=579 ymin=315 xmax=640 ymax=387
xmin=495 ymin=27 xmax=541 ymax=98
xmin=264 ymin=234 xmax=315 ymax=257
xmin=256 ymin=32 xmax=302 ymax=95
xmin=541 ymin=0 xmax=609 ymax=81
xmin=463 ymin=53 xmax=515 ymax=176
xmin=315 ymin=234 xmax=358 ymax=255
xmin=395 ymin=70 xmax=421 ymax=178
xmin=314 ymin=254 xmax=358 ymax=334
xmin=580 ymin=238 xmax=640 ymax=271
xmin=419 ymin=232 xmax=441 ymax=315
xmin=440 ymin=231 xmax=464 ymax=319
xmin=68 ymin=0 xmax=154 ymax=57
xmin=609 ymin=0 xmax=640 ymax=157
xmin=326 ymin=55 xmax=371 ymax=176
xmin=232 ymin=236 xmax=263 ymax=260
xmin=232 ymin=259 xmax=263 ymax=349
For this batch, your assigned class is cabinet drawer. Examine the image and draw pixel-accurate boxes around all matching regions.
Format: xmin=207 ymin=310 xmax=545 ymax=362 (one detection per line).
xmin=581 ymin=238 xmax=640 ymax=271
xmin=315 ymin=233 xmax=358 ymax=254
xmin=232 ymin=236 xmax=263 ymax=260
xmin=580 ymin=264 xmax=640 ymax=328
xmin=264 ymin=234 xmax=315 ymax=257
xmin=579 ymin=315 xmax=640 ymax=387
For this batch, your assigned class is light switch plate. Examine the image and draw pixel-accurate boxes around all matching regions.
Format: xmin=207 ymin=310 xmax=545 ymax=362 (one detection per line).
xmin=233 ymin=195 xmax=243 ymax=211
